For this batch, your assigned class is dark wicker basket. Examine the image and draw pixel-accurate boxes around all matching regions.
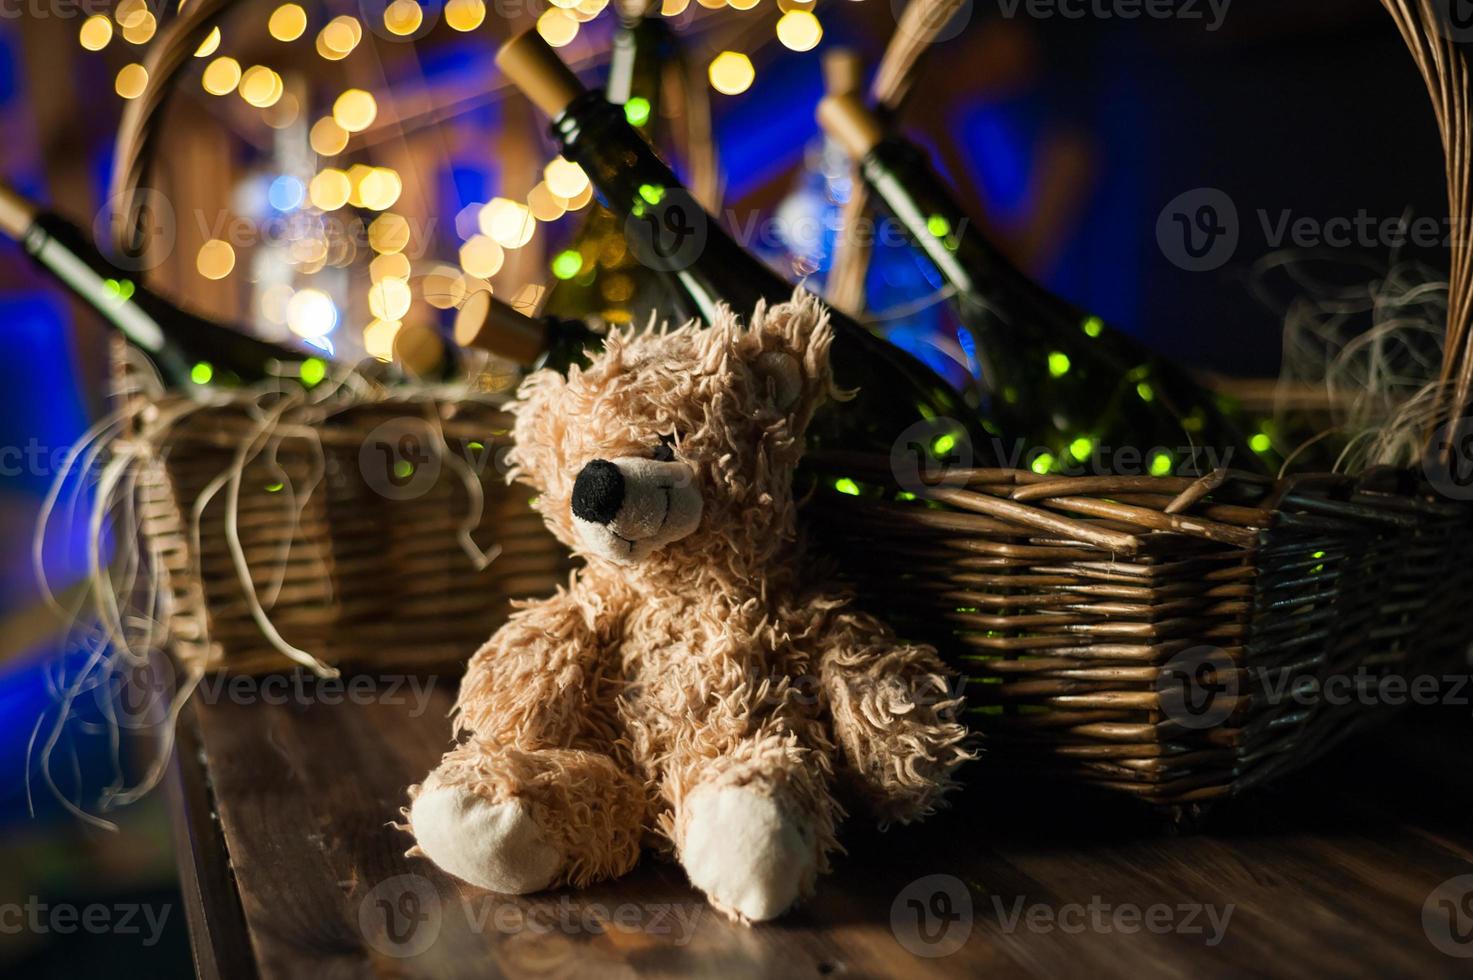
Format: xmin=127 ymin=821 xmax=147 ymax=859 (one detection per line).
xmin=804 ymin=455 xmax=1473 ymax=810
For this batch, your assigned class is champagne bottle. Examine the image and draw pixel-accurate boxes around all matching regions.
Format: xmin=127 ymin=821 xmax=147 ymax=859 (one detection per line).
xmin=540 ymin=16 xmax=687 ymax=330
xmin=817 ymin=94 xmax=1275 ymax=477
xmin=495 ymin=31 xmax=985 ymax=458
xmin=0 ymin=181 xmax=312 ymax=392
xmin=455 ymin=287 xmax=600 ymax=374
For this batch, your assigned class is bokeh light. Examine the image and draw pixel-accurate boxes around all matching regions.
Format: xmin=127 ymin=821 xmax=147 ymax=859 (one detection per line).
xmin=79 ymin=15 xmax=112 ymax=51
xmin=202 ymin=57 xmax=242 ymax=96
xmin=268 ymin=4 xmax=308 ymax=42
xmin=196 ymin=239 xmax=236 ymax=280
xmin=115 ymin=63 xmax=148 ymax=100
xmin=286 ymin=288 xmax=338 ymax=338
xmin=709 ymin=51 xmax=755 ymax=95
xmin=333 ymin=89 xmax=377 ymax=132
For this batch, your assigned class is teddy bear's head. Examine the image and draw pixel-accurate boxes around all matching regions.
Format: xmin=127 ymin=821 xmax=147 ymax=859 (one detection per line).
xmin=507 ymin=293 xmax=835 ymax=574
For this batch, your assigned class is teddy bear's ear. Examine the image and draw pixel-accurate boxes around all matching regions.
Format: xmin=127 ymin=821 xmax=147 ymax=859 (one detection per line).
xmin=736 ymin=289 xmax=836 ymax=418
xmin=753 ymin=350 xmax=803 ymax=411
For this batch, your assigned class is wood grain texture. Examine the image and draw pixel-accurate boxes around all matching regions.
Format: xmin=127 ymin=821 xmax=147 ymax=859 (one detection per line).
xmin=170 ymin=680 xmax=1473 ymax=979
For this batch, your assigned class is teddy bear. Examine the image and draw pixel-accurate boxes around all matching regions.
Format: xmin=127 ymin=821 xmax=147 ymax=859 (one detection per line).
xmin=405 ymin=291 xmax=971 ymax=922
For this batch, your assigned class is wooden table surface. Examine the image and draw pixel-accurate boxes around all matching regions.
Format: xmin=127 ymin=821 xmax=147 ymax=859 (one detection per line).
xmin=165 ymin=678 xmax=1473 ymax=980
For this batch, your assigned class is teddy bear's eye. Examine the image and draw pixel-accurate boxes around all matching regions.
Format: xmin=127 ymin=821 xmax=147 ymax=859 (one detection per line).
xmin=652 ymin=435 xmax=676 ymax=462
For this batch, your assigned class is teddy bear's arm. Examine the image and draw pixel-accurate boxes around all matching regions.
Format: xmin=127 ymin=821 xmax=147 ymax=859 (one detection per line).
xmin=817 ymin=611 xmax=974 ymax=826
xmin=453 ymin=585 xmax=615 ymax=748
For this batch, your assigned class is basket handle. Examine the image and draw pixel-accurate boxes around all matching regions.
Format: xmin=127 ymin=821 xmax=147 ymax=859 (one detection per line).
xmin=108 ymin=0 xmax=243 ymax=263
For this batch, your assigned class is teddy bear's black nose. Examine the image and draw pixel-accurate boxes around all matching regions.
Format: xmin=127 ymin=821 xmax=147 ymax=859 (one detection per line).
xmin=571 ymin=459 xmax=625 ymax=525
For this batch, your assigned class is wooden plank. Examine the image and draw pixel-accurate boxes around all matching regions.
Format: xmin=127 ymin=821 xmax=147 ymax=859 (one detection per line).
xmin=181 ymin=682 xmax=1473 ymax=979
xmin=164 ymin=699 xmax=260 ymax=980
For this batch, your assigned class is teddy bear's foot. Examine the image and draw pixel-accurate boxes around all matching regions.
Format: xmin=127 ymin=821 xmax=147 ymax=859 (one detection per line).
xmin=679 ymin=783 xmax=817 ymax=922
xmin=409 ymin=781 xmax=561 ymax=894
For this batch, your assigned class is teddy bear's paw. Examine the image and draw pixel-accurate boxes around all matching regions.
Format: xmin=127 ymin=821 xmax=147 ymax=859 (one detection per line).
xmin=409 ymin=783 xmax=561 ymax=894
xmin=679 ymin=784 xmax=817 ymax=923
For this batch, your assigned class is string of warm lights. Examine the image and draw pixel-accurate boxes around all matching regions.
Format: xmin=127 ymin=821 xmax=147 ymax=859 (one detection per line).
xmin=73 ymin=0 xmax=830 ymax=361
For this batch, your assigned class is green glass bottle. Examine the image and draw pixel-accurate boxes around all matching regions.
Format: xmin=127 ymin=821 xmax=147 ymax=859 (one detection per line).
xmin=496 ymin=31 xmax=985 ymax=459
xmin=540 ymin=16 xmax=687 ymax=331
xmin=1 ymin=181 xmax=318 ymax=393
xmin=818 ymin=94 xmax=1275 ymax=477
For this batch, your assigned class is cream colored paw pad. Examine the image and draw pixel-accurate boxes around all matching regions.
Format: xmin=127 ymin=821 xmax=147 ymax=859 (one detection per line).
xmin=410 ymin=784 xmax=560 ymax=894
xmin=680 ymin=784 xmax=816 ymax=922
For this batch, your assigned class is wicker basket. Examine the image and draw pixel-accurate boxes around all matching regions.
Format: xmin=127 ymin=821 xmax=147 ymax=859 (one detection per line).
xmin=803 ymin=455 xmax=1473 ymax=810
xmin=801 ymin=0 xmax=1473 ymax=815
xmin=118 ymin=343 xmax=570 ymax=676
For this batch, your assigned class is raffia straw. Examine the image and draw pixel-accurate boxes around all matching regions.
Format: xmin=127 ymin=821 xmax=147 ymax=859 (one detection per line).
xmin=1379 ymin=1 xmax=1473 ymax=445
xmin=827 ymin=0 xmax=967 ymax=314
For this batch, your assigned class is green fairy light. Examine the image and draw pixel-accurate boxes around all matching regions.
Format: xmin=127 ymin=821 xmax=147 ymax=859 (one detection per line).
xmin=551 ymin=249 xmax=583 ymax=280
xmin=896 ymin=491 xmax=917 ymax=502
xmin=1136 ymin=382 xmax=1155 ymax=402
xmin=1047 ymin=352 xmax=1070 ymax=377
xmin=467 ymin=441 xmax=485 ymax=452
xmin=932 ymin=432 xmax=956 ymax=456
xmin=190 ymin=361 xmax=214 ymax=385
xmin=103 ymin=278 xmax=136 ymax=303
xmin=624 ymin=96 xmax=652 ymax=127
xmin=1148 ymin=450 xmax=1173 ymax=476
xmin=926 ymin=214 xmax=951 ymax=238
xmin=1312 ymin=550 xmax=1326 ymax=560
xmin=1249 ymin=433 xmax=1272 ymax=453
xmin=1030 ymin=452 xmax=1056 ymax=475
xmin=393 ymin=460 xmax=414 ymax=480
xmin=1082 ymin=315 xmax=1104 ymax=338
xmin=1069 ymin=436 xmax=1094 ymax=461
xmin=638 ymin=183 xmax=665 ymax=205
xmin=300 ymin=357 xmax=326 ymax=387
xmin=264 ymin=481 xmax=284 ymax=493
xmin=834 ymin=478 xmax=860 ymax=496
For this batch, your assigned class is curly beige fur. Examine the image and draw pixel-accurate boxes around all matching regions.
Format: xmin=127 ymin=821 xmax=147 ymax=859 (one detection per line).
xmin=406 ymin=292 xmax=971 ymax=922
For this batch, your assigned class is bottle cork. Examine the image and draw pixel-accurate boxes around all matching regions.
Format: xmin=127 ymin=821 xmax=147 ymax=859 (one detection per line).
xmin=496 ymin=30 xmax=587 ymax=119
xmin=454 ymin=289 xmax=546 ymax=366
xmin=392 ymin=322 xmax=449 ymax=379
xmin=822 ymin=49 xmax=864 ymax=100
xmin=0 ymin=180 xmax=39 ymax=241
xmin=816 ymin=94 xmax=886 ymax=162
